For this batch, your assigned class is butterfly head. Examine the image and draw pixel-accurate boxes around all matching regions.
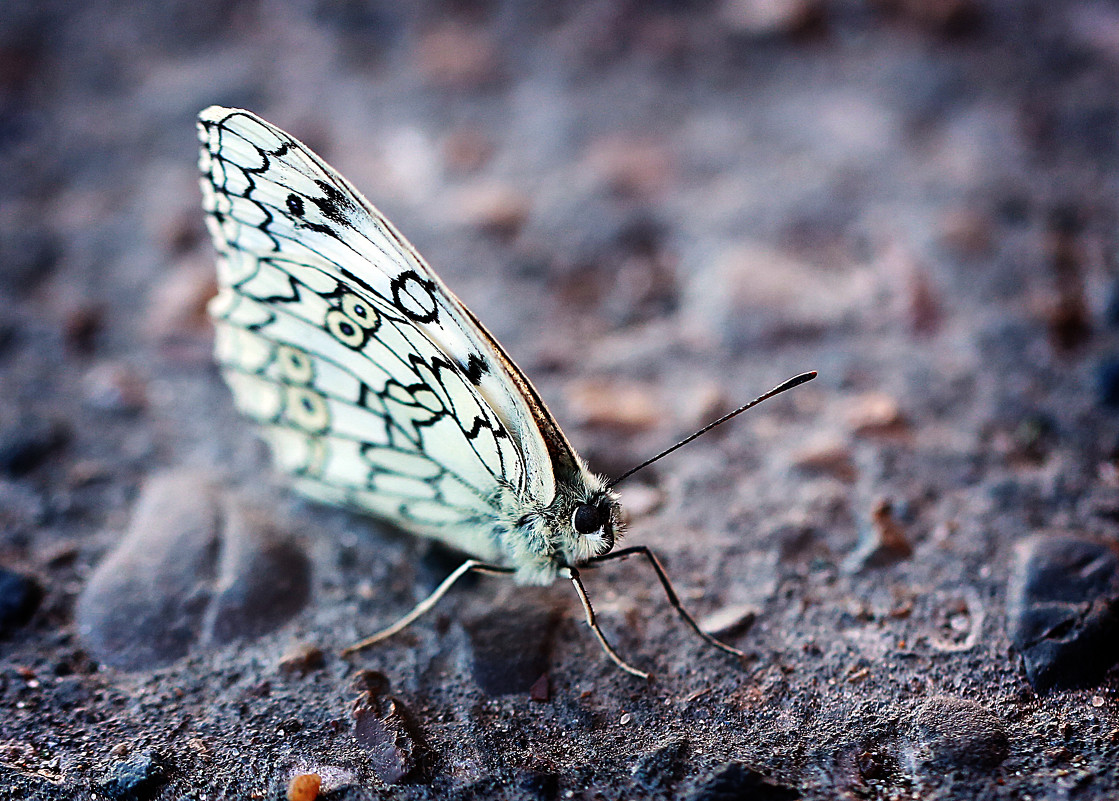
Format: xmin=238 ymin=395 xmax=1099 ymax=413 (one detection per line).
xmin=552 ymin=476 xmax=621 ymax=568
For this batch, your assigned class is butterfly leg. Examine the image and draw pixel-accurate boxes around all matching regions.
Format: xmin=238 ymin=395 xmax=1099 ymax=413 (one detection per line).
xmin=564 ymin=567 xmax=650 ymax=680
xmin=586 ymin=546 xmax=747 ymax=659
xmin=341 ymin=559 xmax=514 ymax=656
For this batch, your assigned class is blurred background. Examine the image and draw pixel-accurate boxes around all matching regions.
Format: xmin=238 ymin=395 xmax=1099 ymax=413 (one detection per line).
xmin=3 ymin=1 xmax=1119 ymax=798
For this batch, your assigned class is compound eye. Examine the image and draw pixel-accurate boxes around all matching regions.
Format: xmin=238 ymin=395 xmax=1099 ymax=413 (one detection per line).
xmin=572 ymin=503 xmax=602 ymax=534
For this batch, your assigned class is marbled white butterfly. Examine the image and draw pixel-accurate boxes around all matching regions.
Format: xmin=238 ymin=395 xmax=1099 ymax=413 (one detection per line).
xmin=198 ymin=107 xmax=814 ymax=678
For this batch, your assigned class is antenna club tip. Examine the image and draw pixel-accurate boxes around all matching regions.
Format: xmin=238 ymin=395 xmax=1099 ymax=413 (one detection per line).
xmin=781 ymin=370 xmax=818 ymax=390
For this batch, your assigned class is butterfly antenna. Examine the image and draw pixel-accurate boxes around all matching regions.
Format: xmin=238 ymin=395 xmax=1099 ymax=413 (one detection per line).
xmin=606 ymin=371 xmax=817 ymax=489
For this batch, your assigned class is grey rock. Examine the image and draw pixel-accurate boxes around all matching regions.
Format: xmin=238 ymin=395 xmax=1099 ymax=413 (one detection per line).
xmin=76 ymin=471 xmax=310 ymax=669
xmin=96 ymin=751 xmax=165 ymax=801
xmin=1007 ymin=535 xmax=1119 ymax=690
xmin=908 ymin=696 xmax=1009 ymax=770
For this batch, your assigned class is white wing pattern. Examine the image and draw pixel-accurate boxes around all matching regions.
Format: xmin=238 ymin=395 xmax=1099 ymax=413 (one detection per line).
xmin=197 ymin=106 xmax=576 ymax=564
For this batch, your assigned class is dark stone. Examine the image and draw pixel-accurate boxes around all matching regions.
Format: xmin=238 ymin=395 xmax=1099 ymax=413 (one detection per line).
xmin=632 ymin=737 xmax=689 ymax=791
xmin=0 ymin=415 xmax=66 ymax=476
xmin=909 ymin=696 xmax=1009 ymax=770
xmin=465 ymin=598 xmax=557 ymax=695
xmin=529 ymin=672 xmax=549 ymax=702
xmin=1007 ymin=535 xmax=1119 ymax=690
xmin=516 ymin=770 xmax=559 ymax=800
xmin=75 ymin=471 xmax=311 ymax=670
xmin=0 ymin=567 xmax=41 ymax=634
xmin=353 ymin=693 xmax=422 ymax=785
xmin=350 ymin=669 xmax=390 ymax=696
xmin=842 ymin=499 xmax=912 ymax=573
xmin=686 ymin=762 xmax=800 ymax=801
xmin=1096 ymin=358 xmax=1119 ymax=408
xmin=96 ymin=751 xmax=165 ymax=801
xmin=278 ymin=644 xmax=325 ymax=675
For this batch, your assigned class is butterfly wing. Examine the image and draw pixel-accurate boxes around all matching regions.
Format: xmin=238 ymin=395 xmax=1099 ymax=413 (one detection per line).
xmin=197 ymin=107 xmax=575 ymax=560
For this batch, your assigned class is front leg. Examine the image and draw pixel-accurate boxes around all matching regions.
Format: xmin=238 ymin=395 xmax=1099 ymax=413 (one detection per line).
xmin=587 ymin=545 xmax=747 ymax=659
xmin=342 ymin=560 xmax=514 ymax=656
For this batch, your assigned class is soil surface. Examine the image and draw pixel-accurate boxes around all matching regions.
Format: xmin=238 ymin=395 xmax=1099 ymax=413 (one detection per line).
xmin=4 ymin=1 xmax=1119 ymax=799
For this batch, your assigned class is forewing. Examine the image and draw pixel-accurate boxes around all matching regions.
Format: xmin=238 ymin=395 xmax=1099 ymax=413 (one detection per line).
xmin=198 ymin=106 xmax=553 ymax=552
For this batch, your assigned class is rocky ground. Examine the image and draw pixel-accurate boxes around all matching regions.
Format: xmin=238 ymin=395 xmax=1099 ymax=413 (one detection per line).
xmin=4 ymin=1 xmax=1119 ymax=799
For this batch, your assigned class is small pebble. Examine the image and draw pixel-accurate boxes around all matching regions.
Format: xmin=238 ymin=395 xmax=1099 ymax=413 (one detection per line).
xmin=939 ymin=207 xmax=992 ymax=257
xmin=286 ymin=773 xmax=321 ymax=801
xmin=82 ymin=361 xmax=146 ymax=414
xmin=842 ymin=499 xmax=912 ymax=572
xmin=878 ymin=0 xmax=981 ymax=34
xmin=0 ymin=567 xmax=42 ymax=635
xmin=719 ymin=0 xmax=825 ymax=38
xmin=698 ymin=604 xmax=757 ymax=639
xmin=442 ymin=127 xmax=493 ymax=173
xmin=847 ymin=393 xmax=908 ymax=437
xmin=908 ymin=269 xmax=943 ymax=336
xmin=585 ymin=135 xmax=672 ymax=199
xmin=97 ymin=751 xmax=165 ymax=801
xmin=791 ymin=440 xmax=856 ymax=482
xmin=353 ymin=695 xmax=421 ymax=785
xmin=63 ymin=302 xmax=103 ymax=354
xmin=565 ymin=378 xmax=660 ymax=432
xmin=454 ymin=182 xmax=529 ymax=239
xmin=415 ymin=23 xmax=499 ymax=89
xmin=350 ymin=669 xmax=390 ymax=697
xmin=278 ymin=645 xmax=325 ymax=675
xmin=908 ymin=696 xmax=1009 ymax=769
xmin=1049 ymin=295 xmax=1092 ymax=352
xmin=529 ymin=673 xmax=550 ymax=703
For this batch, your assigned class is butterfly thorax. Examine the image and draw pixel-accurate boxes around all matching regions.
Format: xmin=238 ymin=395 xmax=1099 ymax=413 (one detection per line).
xmin=493 ymin=463 xmax=621 ymax=586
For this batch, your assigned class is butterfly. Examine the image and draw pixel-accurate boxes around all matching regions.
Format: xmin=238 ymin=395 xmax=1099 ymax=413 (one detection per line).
xmin=197 ymin=106 xmax=815 ymax=679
